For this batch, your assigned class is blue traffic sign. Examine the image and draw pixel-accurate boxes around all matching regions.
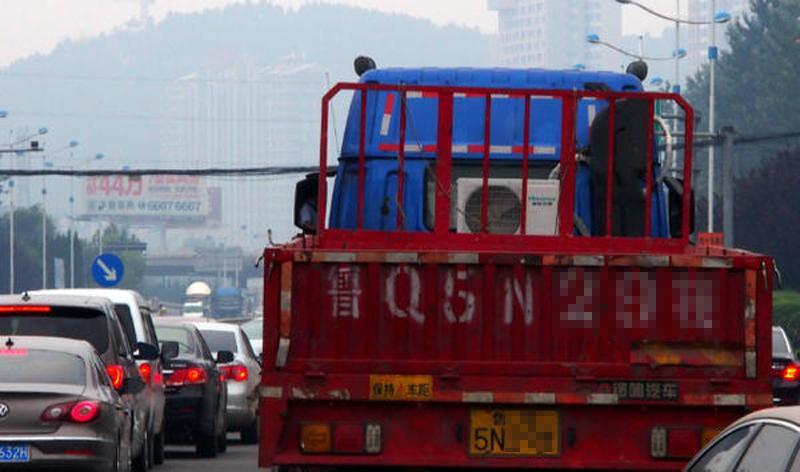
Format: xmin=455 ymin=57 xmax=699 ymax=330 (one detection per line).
xmin=92 ymin=253 xmax=125 ymax=288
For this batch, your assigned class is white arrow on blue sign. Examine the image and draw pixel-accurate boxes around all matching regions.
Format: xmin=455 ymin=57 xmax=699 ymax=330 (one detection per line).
xmin=92 ymin=253 xmax=125 ymax=288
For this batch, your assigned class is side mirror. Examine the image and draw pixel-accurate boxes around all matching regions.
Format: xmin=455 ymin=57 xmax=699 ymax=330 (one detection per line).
xmin=121 ymin=376 xmax=146 ymax=395
xmin=160 ymin=341 xmax=179 ymax=361
xmin=294 ymin=173 xmax=319 ymax=234
xmin=135 ymin=342 xmax=159 ymax=361
xmin=216 ymin=350 xmax=234 ymax=364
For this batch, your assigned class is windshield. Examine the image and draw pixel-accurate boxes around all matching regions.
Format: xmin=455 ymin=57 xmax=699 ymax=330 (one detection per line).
xmin=773 ymin=328 xmax=792 ymax=356
xmin=183 ymin=304 xmax=204 ymax=316
xmin=241 ymin=318 xmax=262 ymax=339
xmin=154 ymin=325 xmax=196 ymax=356
xmin=0 ymin=349 xmax=85 ymax=386
xmin=199 ymin=330 xmax=237 ymax=353
xmin=0 ymin=307 xmax=109 ymax=354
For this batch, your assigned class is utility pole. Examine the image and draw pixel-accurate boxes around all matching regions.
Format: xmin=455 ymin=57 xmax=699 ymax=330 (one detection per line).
xmin=721 ymin=126 xmax=735 ymax=246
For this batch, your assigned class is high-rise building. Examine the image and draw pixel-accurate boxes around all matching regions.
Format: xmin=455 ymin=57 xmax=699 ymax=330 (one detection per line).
xmin=161 ymin=54 xmax=327 ymax=248
xmin=487 ymin=0 xmax=623 ymax=71
xmin=685 ymin=0 xmax=750 ymax=77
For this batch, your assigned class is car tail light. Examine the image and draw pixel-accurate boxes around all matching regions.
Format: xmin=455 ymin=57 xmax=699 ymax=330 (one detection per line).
xmin=166 ymin=367 xmax=207 ymax=387
xmin=106 ymin=365 xmax=124 ymax=390
xmin=0 ymin=305 xmax=51 ymax=313
xmin=0 ymin=348 xmax=28 ymax=356
xmin=41 ymin=400 xmax=100 ymax=423
xmin=139 ymin=363 xmax=152 ymax=384
xmin=300 ymin=423 xmax=381 ymax=455
xmin=70 ymin=401 xmax=100 ymax=423
xmin=219 ymin=364 xmax=248 ymax=382
xmin=784 ymin=364 xmax=800 ymax=381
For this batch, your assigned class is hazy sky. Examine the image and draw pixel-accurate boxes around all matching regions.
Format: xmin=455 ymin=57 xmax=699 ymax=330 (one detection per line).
xmin=0 ymin=0 xmax=678 ymax=67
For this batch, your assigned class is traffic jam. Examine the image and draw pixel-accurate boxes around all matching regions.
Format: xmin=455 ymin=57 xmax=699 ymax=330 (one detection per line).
xmin=0 ymin=288 xmax=261 ymax=471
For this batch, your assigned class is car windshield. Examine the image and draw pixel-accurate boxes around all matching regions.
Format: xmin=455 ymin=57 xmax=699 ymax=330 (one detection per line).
xmin=242 ymin=318 xmax=262 ymax=339
xmin=0 ymin=307 xmax=109 ymax=354
xmin=183 ymin=304 xmax=203 ymax=314
xmin=199 ymin=330 xmax=237 ymax=353
xmin=0 ymin=349 xmax=85 ymax=386
xmin=155 ymin=325 xmax=196 ymax=355
xmin=773 ymin=328 xmax=792 ymax=356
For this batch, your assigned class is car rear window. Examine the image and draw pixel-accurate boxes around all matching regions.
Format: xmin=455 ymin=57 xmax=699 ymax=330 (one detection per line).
xmin=0 ymin=349 xmax=85 ymax=385
xmin=154 ymin=325 xmax=196 ymax=355
xmin=199 ymin=330 xmax=238 ymax=353
xmin=242 ymin=318 xmax=262 ymax=339
xmin=773 ymin=329 xmax=792 ymax=356
xmin=113 ymin=304 xmax=138 ymax=348
xmin=0 ymin=307 xmax=109 ymax=354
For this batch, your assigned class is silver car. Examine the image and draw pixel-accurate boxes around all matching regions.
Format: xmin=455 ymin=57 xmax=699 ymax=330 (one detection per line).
xmin=241 ymin=317 xmax=263 ymax=359
xmin=192 ymin=321 xmax=261 ymax=444
xmin=0 ymin=336 xmax=141 ymax=471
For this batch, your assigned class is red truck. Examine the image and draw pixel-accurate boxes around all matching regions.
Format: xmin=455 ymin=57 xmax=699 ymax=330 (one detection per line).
xmin=258 ymin=63 xmax=773 ymax=470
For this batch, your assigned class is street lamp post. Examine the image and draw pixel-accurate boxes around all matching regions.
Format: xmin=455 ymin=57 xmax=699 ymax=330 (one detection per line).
xmin=587 ymin=33 xmax=687 ymax=62
xmin=614 ymin=0 xmax=731 ymax=232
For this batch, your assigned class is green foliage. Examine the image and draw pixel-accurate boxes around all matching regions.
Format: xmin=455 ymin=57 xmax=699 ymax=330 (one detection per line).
xmin=92 ymin=224 xmax=145 ymax=291
xmin=774 ymin=290 xmax=800 ymax=347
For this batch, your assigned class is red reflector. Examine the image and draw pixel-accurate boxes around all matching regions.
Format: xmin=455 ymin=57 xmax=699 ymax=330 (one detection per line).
xmin=139 ymin=363 xmax=152 ymax=384
xmin=333 ymin=424 xmax=366 ymax=453
xmin=0 ymin=348 xmax=28 ymax=356
xmin=70 ymin=401 xmax=100 ymax=423
xmin=106 ymin=365 xmax=124 ymax=390
xmin=63 ymin=449 xmax=94 ymax=456
xmin=667 ymin=429 xmax=701 ymax=459
xmin=0 ymin=305 xmax=51 ymax=313
xmin=784 ymin=365 xmax=799 ymax=382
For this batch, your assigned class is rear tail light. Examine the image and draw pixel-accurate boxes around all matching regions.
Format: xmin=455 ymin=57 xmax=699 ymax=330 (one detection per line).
xmin=219 ymin=364 xmax=248 ymax=382
xmin=784 ymin=364 xmax=800 ymax=382
xmin=166 ymin=367 xmax=207 ymax=387
xmin=0 ymin=305 xmax=51 ymax=313
xmin=106 ymin=365 xmax=124 ymax=390
xmin=650 ymin=426 xmax=702 ymax=459
xmin=139 ymin=363 xmax=152 ymax=384
xmin=300 ymin=422 xmax=382 ymax=455
xmin=41 ymin=400 xmax=101 ymax=423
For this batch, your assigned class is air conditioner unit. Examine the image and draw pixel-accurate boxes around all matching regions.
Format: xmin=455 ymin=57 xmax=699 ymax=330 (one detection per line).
xmin=455 ymin=178 xmax=560 ymax=235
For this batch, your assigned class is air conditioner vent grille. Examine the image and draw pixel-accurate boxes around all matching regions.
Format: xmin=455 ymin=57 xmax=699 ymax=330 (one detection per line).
xmin=463 ymin=185 xmax=522 ymax=234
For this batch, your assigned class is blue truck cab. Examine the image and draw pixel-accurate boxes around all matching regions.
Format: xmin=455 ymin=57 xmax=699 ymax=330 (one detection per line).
xmin=308 ymin=67 xmax=677 ymax=238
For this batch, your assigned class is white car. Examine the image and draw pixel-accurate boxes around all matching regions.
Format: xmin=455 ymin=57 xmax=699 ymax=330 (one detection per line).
xmin=191 ymin=321 xmax=261 ymax=444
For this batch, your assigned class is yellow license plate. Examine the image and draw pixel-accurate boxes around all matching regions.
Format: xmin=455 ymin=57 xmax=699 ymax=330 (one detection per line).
xmin=469 ymin=409 xmax=560 ymax=457
xmin=369 ymin=375 xmax=433 ymax=401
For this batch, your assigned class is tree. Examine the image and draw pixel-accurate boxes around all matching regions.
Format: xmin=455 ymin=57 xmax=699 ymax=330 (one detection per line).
xmin=685 ymin=0 xmax=800 ymax=161
xmin=91 ymin=224 xmax=146 ymax=291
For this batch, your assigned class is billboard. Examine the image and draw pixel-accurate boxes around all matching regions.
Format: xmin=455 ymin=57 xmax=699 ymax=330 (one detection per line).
xmin=83 ymin=175 xmax=219 ymax=227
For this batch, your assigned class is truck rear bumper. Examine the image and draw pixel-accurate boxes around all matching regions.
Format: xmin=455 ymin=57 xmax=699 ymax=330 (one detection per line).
xmin=259 ymin=398 xmax=751 ymax=470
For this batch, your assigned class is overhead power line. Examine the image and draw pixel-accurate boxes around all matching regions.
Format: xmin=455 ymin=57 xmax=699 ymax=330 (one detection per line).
xmin=0 ymin=165 xmax=323 ymax=177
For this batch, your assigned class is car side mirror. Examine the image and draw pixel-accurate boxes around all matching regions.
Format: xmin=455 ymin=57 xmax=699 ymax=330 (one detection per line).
xmin=121 ymin=375 xmax=146 ymax=395
xmin=216 ymin=350 xmax=234 ymax=364
xmin=135 ymin=342 xmax=159 ymax=361
xmin=160 ymin=341 xmax=179 ymax=361
xmin=294 ymin=173 xmax=319 ymax=235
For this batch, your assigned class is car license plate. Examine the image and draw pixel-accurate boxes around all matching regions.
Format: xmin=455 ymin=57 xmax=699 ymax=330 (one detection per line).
xmin=470 ymin=409 xmax=559 ymax=457
xmin=368 ymin=375 xmax=433 ymax=401
xmin=0 ymin=444 xmax=30 ymax=463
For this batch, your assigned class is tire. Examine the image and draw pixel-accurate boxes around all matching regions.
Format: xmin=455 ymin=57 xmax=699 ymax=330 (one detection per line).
xmin=240 ymin=418 xmax=259 ymax=444
xmin=217 ymin=409 xmax=227 ymax=453
xmin=146 ymin=427 xmax=155 ymax=468
xmin=132 ymin=429 xmax=148 ymax=472
xmin=152 ymin=426 xmax=165 ymax=466
xmin=196 ymin=429 xmax=218 ymax=458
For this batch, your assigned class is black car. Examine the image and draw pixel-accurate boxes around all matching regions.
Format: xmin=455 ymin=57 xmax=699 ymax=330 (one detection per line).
xmin=773 ymin=326 xmax=800 ymax=405
xmin=0 ymin=294 xmax=159 ymax=471
xmin=153 ymin=321 xmax=230 ymax=458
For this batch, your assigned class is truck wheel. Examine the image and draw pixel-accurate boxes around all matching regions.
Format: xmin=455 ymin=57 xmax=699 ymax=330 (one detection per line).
xmin=240 ymin=418 xmax=259 ymax=444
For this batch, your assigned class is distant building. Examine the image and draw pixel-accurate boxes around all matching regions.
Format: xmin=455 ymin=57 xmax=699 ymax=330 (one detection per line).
xmin=161 ymin=54 xmax=327 ymax=248
xmin=685 ymin=0 xmax=750 ymax=78
xmin=487 ymin=0 xmax=623 ymax=71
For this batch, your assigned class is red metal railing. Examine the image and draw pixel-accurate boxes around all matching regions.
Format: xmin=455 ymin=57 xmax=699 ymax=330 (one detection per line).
xmin=316 ymin=83 xmax=694 ymax=254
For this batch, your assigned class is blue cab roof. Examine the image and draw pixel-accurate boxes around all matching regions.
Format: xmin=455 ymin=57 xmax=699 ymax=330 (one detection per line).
xmin=341 ymin=67 xmax=644 ymax=161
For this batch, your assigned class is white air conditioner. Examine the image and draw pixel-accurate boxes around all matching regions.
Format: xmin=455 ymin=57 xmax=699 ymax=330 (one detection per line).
xmin=455 ymin=178 xmax=560 ymax=235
